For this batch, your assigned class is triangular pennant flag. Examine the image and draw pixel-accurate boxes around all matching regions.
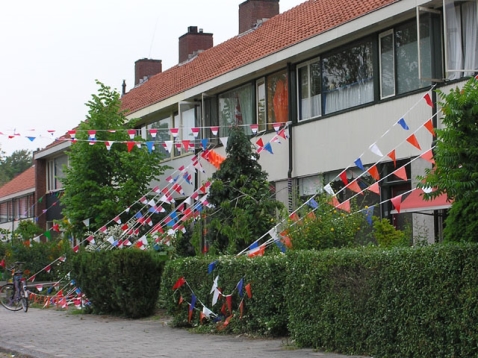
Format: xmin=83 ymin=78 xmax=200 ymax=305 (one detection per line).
xmin=393 ymin=166 xmax=408 ymax=181
xmin=347 ymin=180 xmax=363 ymax=195
xmin=424 ymin=93 xmax=433 ymax=107
xmin=368 ymin=182 xmax=380 ymax=194
xmin=354 ymin=158 xmax=365 ymax=171
xmin=170 ymin=128 xmax=179 ymax=137
xmin=406 ymin=134 xmax=421 ymax=150
xmin=421 ymin=149 xmax=435 ymax=164
xmin=245 ymin=283 xmax=252 ymax=299
xmin=26 ymin=136 xmax=36 ymax=142
xmin=210 ymin=126 xmax=219 ymax=136
xmin=397 ymin=118 xmax=409 ymax=130
xmin=146 ymin=141 xmax=154 ymax=153
xmin=105 ymin=141 xmax=113 ymax=151
xmin=339 ymin=171 xmax=348 ymax=185
xmin=336 ymin=199 xmax=350 ymax=212
xmin=367 ymin=165 xmax=380 ymax=181
xmin=237 ymin=278 xmax=244 ymax=298
xmin=172 ymin=277 xmax=186 ymax=290
xmin=390 ymin=194 xmax=403 ymax=213
xmin=272 ymin=123 xmax=281 ymax=132
xmin=163 ymin=141 xmax=173 ymax=153
xmin=87 ymin=130 xmax=96 ymax=140
xmin=201 ymin=138 xmax=209 ymax=149
xmin=191 ymin=127 xmax=200 ymax=137
xmin=323 ymin=183 xmax=334 ymax=196
xmin=127 ymin=129 xmax=136 ymax=139
xmin=365 ymin=206 xmax=374 ymax=226
xmin=263 ymin=142 xmax=273 ymax=154
xmin=256 ymin=138 xmax=264 ymax=149
xmin=148 ymin=129 xmax=158 ymax=138
xmin=387 ymin=149 xmax=396 ymax=168
xmin=250 ymin=124 xmax=258 ymax=133
xmin=307 ymin=198 xmax=319 ymax=209
xmin=208 ymin=261 xmax=217 ymax=274
xmin=424 ymin=119 xmax=435 ymax=137
xmin=220 ymin=137 xmax=228 ymax=148
xmin=83 ymin=218 xmax=90 ymax=227
xmin=369 ymin=143 xmax=383 ymax=157
xmin=127 ymin=141 xmax=135 ymax=152
xmin=182 ymin=140 xmax=190 ymax=150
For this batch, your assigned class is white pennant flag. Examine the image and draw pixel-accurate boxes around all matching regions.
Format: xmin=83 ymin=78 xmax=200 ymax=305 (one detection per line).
xmin=324 ymin=184 xmax=335 ymax=196
xmin=210 ymin=275 xmax=219 ymax=294
xmin=202 ymin=306 xmax=215 ymax=318
xmin=163 ymin=141 xmax=173 ymax=153
xmin=83 ymin=218 xmax=90 ymax=227
xmin=148 ymin=199 xmax=156 ymax=207
xmin=369 ymin=143 xmax=384 ymax=157
xmin=220 ymin=137 xmax=228 ymax=148
xmin=212 ymin=288 xmax=221 ymax=306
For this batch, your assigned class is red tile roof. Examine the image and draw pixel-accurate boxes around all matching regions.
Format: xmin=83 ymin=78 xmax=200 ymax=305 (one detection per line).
xmin=121 ymin=0 xmax=398 ymax=115
xmin=0 ymin=166 xmax=35 ymax=199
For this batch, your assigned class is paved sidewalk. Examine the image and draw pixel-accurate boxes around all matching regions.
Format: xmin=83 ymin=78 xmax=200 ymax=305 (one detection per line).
xmin=0 ymin=308 xmax=371 ymax=358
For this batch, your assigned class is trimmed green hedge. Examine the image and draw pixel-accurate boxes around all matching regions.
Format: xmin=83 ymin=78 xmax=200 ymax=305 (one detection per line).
xmin=160 ymin=255 xmax=288 ymax=336
xmin=286 ymin=244 xmax=478 ymax=357
xmin=70 ymin=249 xmax=164 ymax=318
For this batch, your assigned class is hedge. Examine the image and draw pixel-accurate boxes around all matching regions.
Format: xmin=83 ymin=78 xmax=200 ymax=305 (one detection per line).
xmin=286 ymin=244 xmax=478 ymax=357
xmin=70 ymin=249 xmax=164 ymax=318
xmin=160 ymin=254 xmax=288 ymax=336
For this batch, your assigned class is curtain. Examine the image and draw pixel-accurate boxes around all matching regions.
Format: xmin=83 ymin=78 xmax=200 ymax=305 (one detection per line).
xmin=324 ymin=80 xmax=374 ymax=114
xmin=463 ymin=1 xmax=478 ymax=76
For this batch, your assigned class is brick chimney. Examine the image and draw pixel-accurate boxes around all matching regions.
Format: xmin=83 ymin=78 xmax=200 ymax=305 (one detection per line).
xmin=135 ymin=58 xmax=162 ymax=86
xmin=178 ymin=26 xmax=213 ymax=63
xmin=239 ymin=0 xmax=279 ymax=34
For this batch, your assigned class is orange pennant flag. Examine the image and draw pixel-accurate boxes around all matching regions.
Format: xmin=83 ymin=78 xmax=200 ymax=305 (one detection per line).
xmin=280 ymin=231 xmax=293 ymax=248
xmin=239 ymin=300 xmax=244 ymax=319
xmin=406 ymin=134 xmax=421 ymax=150
xmin=306 ymin=211 xmax=316 ymax=220
xmin=178 ymin=295 xmax=183 ymax=306
xmin=329 ymin=196 xmax=340 ymax=207
xmin=424 ymin=119 xmax=435 ymax=137
xmin=393 ymin=167 xmax=408 ymax=181
xmin=347 ymin=180 xmax=363 ymax=195
xmin=226 ymin=295 xmax=233 ymax=314
xmin=188 ymin=305 xmax=193 ymax=323
xmin=421 ymin=149 xmax=435 ymax=164
xmin=336 ymin=199 xmax=350 ymax=212
xmin=390 ymin=195 xmax=403 ymax=213
xmin=367 ymin=165 xmax=380 ymax=181
xmin=368 ymin=182 xmax=380 ymax=195
xmin=289 ymin=212 xmax=299 ymax=222
xmin=245 ymin=283 xmax=252 ymax=299
xmin=387 ymin=149 xmax=396 ymax=168
xmin=200 ymin=312 xmax=206 ymax=324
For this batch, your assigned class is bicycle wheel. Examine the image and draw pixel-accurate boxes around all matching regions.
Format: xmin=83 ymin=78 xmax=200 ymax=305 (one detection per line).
xmin=20 ymin=287 xmax=28 ymax=312
xmin=0 ymin=284 xmax=23 ymax=311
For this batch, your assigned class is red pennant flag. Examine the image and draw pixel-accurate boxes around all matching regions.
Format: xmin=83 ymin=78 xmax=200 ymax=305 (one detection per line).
xmin=339 ymin=171 xmax=348 ymax=185
xmin=424 ymin=93 xmax=433 ymax=107
xmin=289 ymin=212 xmax=299 ymax=222
xmin=336 ymin=199 xmax=350 ymax=212
xmin=406 ymin=134 xmax=421 ymax=150
xmin=347 ymin=180 xmax=363 ymax=195
xmin=421 ymin=149 xmax=435 ymax=164
xmin=256 ymin=138 xmax=264 ymax=148
xmin=387 ymin=150 xmax=397 ymax=168
xmin=188 ymin=305 xmax=193 ymax=323
xmin=424 ymin=119 xmax=435 ymax=137
xmin=306 ymin=211 xmax=316 ymax=220
xmin=280 ymin=230 xmax=293 ymax=248
xmin=368 ymin=182 xmax=380 ymax=195
xmin=329 ymin=196 xmax=340 ymax=207
xmin=226 ymin=295 xmax=232 ymax=314
xmin=172 ymin=277 xmax=186 ymax=290
xmin=127 ymin=141 xmax=135 ymax=152
xmin=178 ymin=295 xmax=183 ymax=306
xmin=393 ymin=167 xmax=408 ymax=181
xmin=367 ymin=165 xmax=380 ymax=181
xmin=245 ymin=283 xmax=252 ymax=299
xmin=0 ymin=259 xmax=5 ymax=268
xmin=390 ymin=194 xmax=403 ymax=213
xmin=45 ymin=265 xmax=52 ymax=273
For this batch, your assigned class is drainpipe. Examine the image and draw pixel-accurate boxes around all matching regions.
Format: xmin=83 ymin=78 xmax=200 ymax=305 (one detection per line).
xmin=287 ymin=62 xmax=294 ymax=213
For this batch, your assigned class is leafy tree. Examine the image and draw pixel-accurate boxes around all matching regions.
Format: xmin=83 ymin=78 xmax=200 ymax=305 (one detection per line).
xmin=14 ymin=220 xmax=43 ymax=240
xmin=0 ymin=149 xmax=32 ymax=186
xmin=418 ymin=77 xmax=478 ymax=242
xmin=202 ymin=125 xmax=285 ymax=254
xmin=60 ymin=81 xmax=169 ymax=236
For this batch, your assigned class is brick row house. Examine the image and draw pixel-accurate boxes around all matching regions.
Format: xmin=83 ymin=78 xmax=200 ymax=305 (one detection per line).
xmin=119 ymin=0 xmax=476 ymax=244
xmin=30 ymin=0 xmax=477 ymax=244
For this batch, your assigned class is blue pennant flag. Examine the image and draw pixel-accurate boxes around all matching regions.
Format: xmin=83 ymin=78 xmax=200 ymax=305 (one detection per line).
xmin=26 ymin=136 xmax=36 ymax=142
xmin=201 ymin=138 xmax=209 ymax=149
xmin=354 ymin=158 xmax=365 ymax=171
xmin=237 ymin=278 xmax=244 ymax=298
xmin=365 ymin=206 xmax=374 ymax=226
xmin=264 ymin=142 xmax=273 ymax=154
xmin=196 ymin=203 xmax=203 ymax=212
xmin=249 ymin=242 xmax=259 ymax=250
xmin=307 ymin=198 xmax=319 ymax=209
xmin=190 ymin=294 xmax=196 ymax=312
xmin=275 ymin=239 xmax=287 ymax=253
xmin=208 ymin=261 xmax=217 ymax=274
xmin=397 ymin=118 xmax=409 ymax=130
xmin=135 ymin=211 xmax=143 ymax=219
xmin=146 ymin=141 xmax=154 ymax=153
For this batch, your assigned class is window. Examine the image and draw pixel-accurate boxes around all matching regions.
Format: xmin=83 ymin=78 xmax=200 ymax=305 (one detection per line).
xmin=145 ymin=115 xmax=172 ymax=158
xmin=444 ymin=0 xmax=478 ymax=79
xmin=322 ymin=39 xmax=374 ymax=114
xmin=297 ymin=58 xmax=321 ymax=121
xmin=219 ymin=83 xmax=254 ymax=136
xmin=47 ymin=155 xmax=68 ymax=192
xmin=256 ymin=78 xmax=267 ymax=132
xmin=180 ymin=105 xmax=197 ymax=153
xmin=204 ymin=96 xmax=219 ymax=146
xmin=380 ymin=30 xmax=396 ymax=98
xmin=267 ymin=70 xmax=289 ymax=128
xmin=395 ymin=20 xmax=430 ymax=94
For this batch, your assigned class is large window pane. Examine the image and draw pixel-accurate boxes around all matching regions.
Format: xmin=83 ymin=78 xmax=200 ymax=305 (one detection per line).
xmin=322 ymin=40 xmax=374 ymax=114
xmin=380 ymin=30 xmax=395 ymax=98
xmin=147 ymin=116 xmax=171 ymax=158
xmin=396 ymin=21 xmax=429 ymax=93
xmin=298 ymin=59 xmax=321 ymax=121
xmin=444 ymin=0 xmax=478 ymax=79
xmin=256 ymin=79 xmax=266 ymax=132
xmin=219 ymin=83 xmax=254 ymax=136
xmin=267 ymin=70 xmax=289 ymax=128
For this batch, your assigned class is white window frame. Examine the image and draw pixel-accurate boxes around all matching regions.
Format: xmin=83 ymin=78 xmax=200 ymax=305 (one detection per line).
xmin=379 ymin=29 xmax=396 ymax=99
xmin=296 ymin=57 xmax=321 ymax=122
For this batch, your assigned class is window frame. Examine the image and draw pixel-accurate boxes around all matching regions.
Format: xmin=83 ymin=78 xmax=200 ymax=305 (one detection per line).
xmin=296 ymin=57 xmax=322 ymax=122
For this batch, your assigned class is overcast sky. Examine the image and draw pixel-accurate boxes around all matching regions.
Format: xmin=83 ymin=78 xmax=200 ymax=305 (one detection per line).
xmin=0 ymin=0 xmax=303 ymax=156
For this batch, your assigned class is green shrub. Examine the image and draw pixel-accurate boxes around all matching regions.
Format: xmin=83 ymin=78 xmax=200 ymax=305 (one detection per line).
xmin=70 ymin=249 xmax=164 ymax=318
xmin=160 ymin=254 xmax=288 ymax=336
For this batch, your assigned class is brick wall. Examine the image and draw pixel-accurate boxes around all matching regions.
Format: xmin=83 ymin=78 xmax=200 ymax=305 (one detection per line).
xmin=178 ymin=26 xmax=213 ymax=63
xmin=239 ymin=0 xmax=279 ymax=34
xmin=135 ymin=59 xmax=162 ymax=86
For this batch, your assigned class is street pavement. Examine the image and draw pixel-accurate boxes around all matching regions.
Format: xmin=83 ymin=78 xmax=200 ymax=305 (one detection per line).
xmin=0 ymin=307 xmax=372 ymax=358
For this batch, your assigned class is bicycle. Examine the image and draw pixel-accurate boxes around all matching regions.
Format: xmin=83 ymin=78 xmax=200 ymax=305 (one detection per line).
xmin=0 ymin=261 xmax=29 ymax=312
